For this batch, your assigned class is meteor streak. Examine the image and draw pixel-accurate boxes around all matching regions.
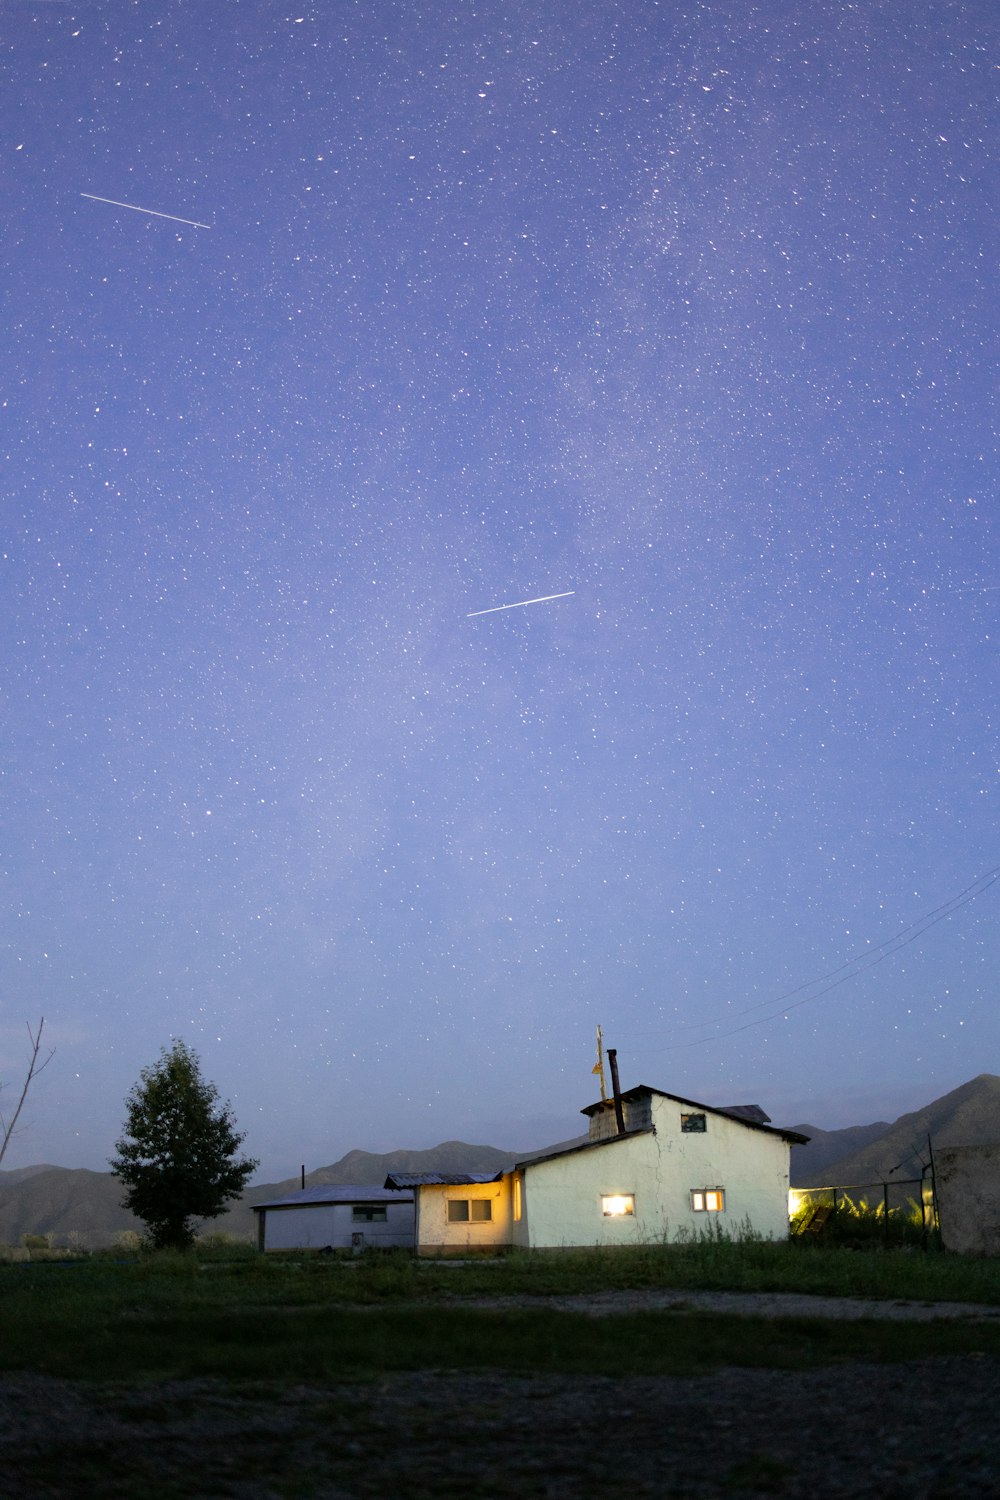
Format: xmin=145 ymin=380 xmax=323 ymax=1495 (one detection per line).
xmin=466 ymin=590 xmax=575 ymax=618
xmin=80 ymin=193 xmax=212 ymax=229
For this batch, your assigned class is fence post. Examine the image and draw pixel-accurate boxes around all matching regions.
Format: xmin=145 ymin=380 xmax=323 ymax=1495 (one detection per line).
xmin=883 ymin=1182 xmax=890 ymax=1247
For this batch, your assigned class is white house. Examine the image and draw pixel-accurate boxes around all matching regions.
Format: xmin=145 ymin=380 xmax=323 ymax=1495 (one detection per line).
xmin=386 ymin=1086 xmax=808 ymax=1255
xmin=252 ymin=1184 xmax=414 ymax=1252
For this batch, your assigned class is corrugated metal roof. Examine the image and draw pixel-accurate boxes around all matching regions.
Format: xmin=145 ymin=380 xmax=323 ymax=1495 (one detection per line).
xmin=384 ymin=1171 xmax=504 ymax=1189
xmin=252 ymin=1183 xmax=414 ymax=1212
xmin=718 ymin=1104 xmax=772 ymax=1125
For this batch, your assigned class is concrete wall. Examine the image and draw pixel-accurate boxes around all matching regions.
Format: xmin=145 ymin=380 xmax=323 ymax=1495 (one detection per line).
xmin=647 ymin=1095 xmax=793 ymax=1242
xmin=518 ymin=1097 xmax=793 ymax=1248
xmin=414 ymin=1179 xmax=512 ymax=1256
xmin=519 ymin=1132 xmax=663 ymax=1248
xmin=259 ymin=1201 xmax=414 ymax=1251
xmin=934 ymin=1145 xmax=1000 ymax=1256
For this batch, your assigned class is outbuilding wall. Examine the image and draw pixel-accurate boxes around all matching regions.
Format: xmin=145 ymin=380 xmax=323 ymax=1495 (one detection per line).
xmin=934 ymin=1144 xmax=1000 ymax=1255
xmin=414 ymin=1179 xmax=512 ymax=1256
xmin=259 ymin=1201 xmax=414 ymax=1251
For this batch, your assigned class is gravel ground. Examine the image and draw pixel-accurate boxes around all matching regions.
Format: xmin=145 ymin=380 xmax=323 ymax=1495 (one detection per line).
xmin=2 ymin=1291 xmax=999 ymax=1499
xmin=445 ymin=1285 xmax=1000 ymax=1322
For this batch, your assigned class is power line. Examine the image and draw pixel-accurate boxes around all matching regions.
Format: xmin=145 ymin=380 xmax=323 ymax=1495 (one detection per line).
xmin=634 ymin=864 xmax=1000 ymax=1054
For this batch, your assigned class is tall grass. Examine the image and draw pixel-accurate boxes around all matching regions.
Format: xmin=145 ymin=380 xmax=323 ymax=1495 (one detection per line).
xmin=0 ymin=1238 xmax=997 ymax=1384
xmin=2 ymin=1257 xmax=999 ymax=1384
xmin=429 ymin=1236 xmax=1000 ymax=1305
xmin=5 ymin=1233 xmax=997 ymax=1305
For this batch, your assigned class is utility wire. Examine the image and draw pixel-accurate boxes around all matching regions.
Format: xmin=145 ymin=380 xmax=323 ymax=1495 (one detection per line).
xmin=681 ymin=864 xmax=1000 ymax=1030
xmin=634 ymin=864 xmax=999 ymax=1054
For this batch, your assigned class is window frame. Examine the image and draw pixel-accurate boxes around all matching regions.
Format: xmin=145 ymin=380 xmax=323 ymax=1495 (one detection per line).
xmin=351 ymin=1204 xmax=388 ymax=1223
xmin=446 ymin=1198 xmax=493 ymax=1224
xmin=690 ymin=1187 xmax=725 ymax=1213
xmin=600 ymin=1193 xmax=636 ymax=1218
xmin=680 ymin=1112 xmax=707 ymax=1133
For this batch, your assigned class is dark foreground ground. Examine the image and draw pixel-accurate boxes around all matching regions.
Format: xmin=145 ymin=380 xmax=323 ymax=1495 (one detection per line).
xmin=2 ymin=1354 xmax=999 ymax=1500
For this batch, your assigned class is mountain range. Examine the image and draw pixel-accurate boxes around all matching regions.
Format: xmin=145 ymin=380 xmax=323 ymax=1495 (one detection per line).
xmin=787 ymin=1072 xmax=1000 ymax=1189
xmin=2 ymin=1075 xmax=997 ymax=1248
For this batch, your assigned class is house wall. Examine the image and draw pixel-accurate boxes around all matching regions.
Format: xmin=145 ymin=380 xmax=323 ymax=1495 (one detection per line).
xmin=258 ymin=1201 xmax=414 ymax=1251
xmin=934 ymin=1145 xmax=1000 ymax=1256
xmin=518 ymin=1132 xmax=662 ymax=1248
xmin=518 ymin=1097 xmax=793 ymax=1248
xmin=414 ymin=1179 xmax=512 ymax=1256
xmin=646 ymin=1095 xmax=793 ymax=1242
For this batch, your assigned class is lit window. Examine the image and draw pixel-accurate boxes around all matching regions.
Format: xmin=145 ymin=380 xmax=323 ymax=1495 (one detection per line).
xmin=513 ymin=1174 xmax=522 ymax=1222
xmin=601 ymin=1194 xmax=635 ymax=1217
xmin=690 ymin=1188 xmax=725 ymax=1212
xmin=351 ymin=1205 xmax=387 ymax=1223
xmin=681 ymin=1112 xmax=706 ymax=1133
xmin=447 ymin=1199 xmax=493 ymax=1223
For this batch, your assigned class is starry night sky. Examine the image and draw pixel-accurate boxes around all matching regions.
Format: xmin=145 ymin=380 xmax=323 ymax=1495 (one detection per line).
xmin=2 ymin=0 xmax=997 ymax=1180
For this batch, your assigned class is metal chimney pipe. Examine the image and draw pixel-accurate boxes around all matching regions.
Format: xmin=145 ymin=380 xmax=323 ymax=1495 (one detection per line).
xmin=607 ymin=1049 xmax=626 ymax=1135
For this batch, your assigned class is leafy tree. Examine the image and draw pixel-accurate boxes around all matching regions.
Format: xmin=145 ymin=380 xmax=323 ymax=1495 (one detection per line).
xmin=110 ymin=1040 xmax=258 ymax=1250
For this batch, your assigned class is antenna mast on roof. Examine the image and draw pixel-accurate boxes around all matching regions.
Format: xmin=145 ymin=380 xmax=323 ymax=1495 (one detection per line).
xmin=592 ymin=1024 xmax=608 ymax=1101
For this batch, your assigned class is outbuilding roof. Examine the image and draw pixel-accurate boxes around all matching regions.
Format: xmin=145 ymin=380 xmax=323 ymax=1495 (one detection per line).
xmin=384 ymin=1171 xmax=505 ymax=1189
xmin=252 ymin=1183 xmax=413 ymax=1212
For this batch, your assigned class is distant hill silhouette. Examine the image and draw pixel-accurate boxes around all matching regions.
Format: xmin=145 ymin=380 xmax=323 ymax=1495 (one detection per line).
xmin=3 ymin=1079 xmax=998 ymax=1247
xmin=0 ymin=1164 xmax=61 ymax=1186
xmin=789 ymin=1074 xmax=1000 ymax=1188
xmin=789 ymin=1122 xmax=891 ymax=1184
xmin=0 ymin=1167 xmax=142 ymax=1249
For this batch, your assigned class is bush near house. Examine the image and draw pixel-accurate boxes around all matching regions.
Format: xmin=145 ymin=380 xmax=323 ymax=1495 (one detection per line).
xmin=791 ymin=1194 xmax=933 ymax=1250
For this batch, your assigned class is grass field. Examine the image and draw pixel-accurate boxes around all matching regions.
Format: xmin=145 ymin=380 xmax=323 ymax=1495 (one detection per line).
xmin=2 ymin=1239 xmax=998 ymax=1383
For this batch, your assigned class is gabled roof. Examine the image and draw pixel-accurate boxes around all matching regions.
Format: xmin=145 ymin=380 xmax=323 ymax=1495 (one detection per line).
xmin=384 ymin=1171 xmax=504 ymax=1190
xmin=515 ymin=1127 xmax=656 ymax=1172
xmin=252 ymin=1183 xmax=413 ymax=1212
xmin=718 ymin=1104 xmax=771 ymax=1125
xmin=581 ymin=1086 xmax=809 ymax=1144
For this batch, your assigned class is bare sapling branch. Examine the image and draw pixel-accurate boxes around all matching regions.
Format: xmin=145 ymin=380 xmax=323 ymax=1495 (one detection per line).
xmin=0 ymin=1018 xmax=55 ymax=1169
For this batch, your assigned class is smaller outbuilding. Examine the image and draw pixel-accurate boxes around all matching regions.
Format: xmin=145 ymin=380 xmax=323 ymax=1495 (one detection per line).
xmin=382 ymin=1172 xmax=509 ymax=1256
xmin=934 ymin=1144 xmax=1000 ymax=1256
xmin=252 ymin=1184 xmax=414 ymax=1253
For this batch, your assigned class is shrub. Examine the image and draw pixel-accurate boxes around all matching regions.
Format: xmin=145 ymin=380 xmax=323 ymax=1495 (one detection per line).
xmin=792 ymin=1193 xmax=931 ymax=1250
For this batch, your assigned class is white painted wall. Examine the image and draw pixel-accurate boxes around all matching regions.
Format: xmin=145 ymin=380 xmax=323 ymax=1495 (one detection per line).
xmin=259 ymin=1201 xmax=414 ymax=1251
xmin=518 ymin=1132 xmax=661 ymax=1248
xmin=414 ymin=1180 xmax=512 ymax=1255
xmin=646 ymin=1095 xmax=793 ymax=1241
xmin=518 ymin=1096 xmax=793 ymax=1248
